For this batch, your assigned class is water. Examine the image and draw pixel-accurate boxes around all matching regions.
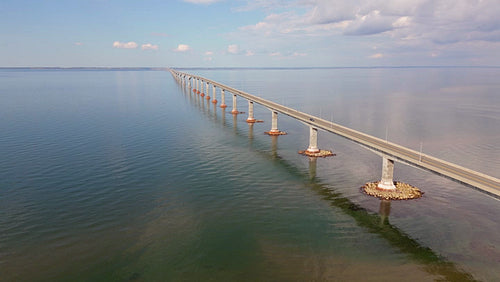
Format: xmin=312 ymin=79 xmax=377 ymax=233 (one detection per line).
xmin=0 ymin=68 xmax=499 ymax=281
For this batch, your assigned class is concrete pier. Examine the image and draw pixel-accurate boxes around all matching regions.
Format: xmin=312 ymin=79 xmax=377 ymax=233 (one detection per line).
xmin=246 ymin=101 xmax=256 ymax=123
xmin=377 ymin=157 xmax=397 ymax=190
xmin=200 ymin=81 xmax=205 ymax=97
xmin=220 ymin=89 xmax=227 ymax=108
xmin=265 ymin=111 xmax=286 ymax=135
xmin=299 ymin=126 xmax=334 ymax=157
xmin=212 ymin=85 xmax=217 ymax=104
xmin=231 ymin=93 xmax=239 ymax=114
xmin=206 ymin=82 xmax=210 ymax=100
xmin=306 ymin=127 xmax=320 ymax=153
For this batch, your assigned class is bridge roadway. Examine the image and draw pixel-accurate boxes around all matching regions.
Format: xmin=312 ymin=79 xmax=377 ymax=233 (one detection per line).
xmin=171 ymin=69 xmax=500 ymax=199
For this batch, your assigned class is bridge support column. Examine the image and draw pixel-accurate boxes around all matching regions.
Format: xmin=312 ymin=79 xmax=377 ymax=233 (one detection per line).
xmin=212 ymin=85 xmax=217 ymax=104
xmin=246 ymin=101 xmax=256 ymax=123
xmin=306 ymin=127 xmax=320 ymax=153
xmin=194 ymin=79 xmax=199 ymax=93
xmin=231 ymin=94 xmax=239 ymax=114
xmin=299 ymin=126 xmax=333 ymax=157
xmin=200 ymin=81 xmax=205 ymax=97
xmin=206 ymin=82 xmax=210 ymax=100
xmin=377 ymin=157 xmax=396 ymax=190
xmin=265 ymin=111 xmax=286 ymax=135
xmin=220 ymin=89 xmax=227 ymax=108
xmin=187 ymin=77 xmax=191 ymax=88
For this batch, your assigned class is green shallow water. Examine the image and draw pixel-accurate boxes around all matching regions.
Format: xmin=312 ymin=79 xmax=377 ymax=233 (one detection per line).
xmin=0 ymin=68 xmax=499 ymax=281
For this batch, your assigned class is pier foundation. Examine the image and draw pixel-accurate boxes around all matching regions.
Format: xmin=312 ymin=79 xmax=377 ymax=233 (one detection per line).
xmin=246 ymin=101 xmax=256 ymax=123
xmin=265 ymin=111 xmax=286 ymax=135
xmin=231 ymin=94 xmax=239 ymax=114
xmin=377 ymin=157 xmax=396 ymax=190
xmin=212 ymin=85 xmax=217 ymax=104
xmin=220 ymin=89 xmax=227 ymax=108
xmin=306 ymin=127 xmax=320 ymax=153
xmin=298 ymin=126 xmax=334 ymax=157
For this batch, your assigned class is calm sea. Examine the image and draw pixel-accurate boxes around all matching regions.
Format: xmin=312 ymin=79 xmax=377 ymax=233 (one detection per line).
xmin=1 ymin=68 xmax=499 ymax=281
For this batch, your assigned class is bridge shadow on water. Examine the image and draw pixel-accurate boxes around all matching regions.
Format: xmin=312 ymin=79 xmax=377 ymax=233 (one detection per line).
xmin=177 ymin=82 xmax=477 ymax=281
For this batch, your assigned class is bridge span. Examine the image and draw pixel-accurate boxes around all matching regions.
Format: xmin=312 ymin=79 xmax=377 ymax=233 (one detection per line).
xmin=170 ymin=69 xmax=500 ymax=199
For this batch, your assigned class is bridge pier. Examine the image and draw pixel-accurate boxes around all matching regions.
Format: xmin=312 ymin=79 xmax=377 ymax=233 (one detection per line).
xmin=377 ymin=157 xmax=396 ymax=191
xmin=206 ymin=82 xmax=210 ymax=100
xmin=246 ymin=101 xmax=256 ymax=123
xmin=299 ymin=126 xmax=334 ymax=157
xmin=265 ymin=111 xmax=286 ymax=135
xmin=194 ymin=78 xmax=198 ymax=94
xmin=200 ymin=81 xmax=205 ymax=97
xmin=212 ymin=85 xmax=217 ymax=104
xmin=306 ymin=127 xmax=320 ymax=153
xmin=220 ymin=89 xmax=227 ymax=108
xmin=231 ymin=93 xmax=239 ymax=114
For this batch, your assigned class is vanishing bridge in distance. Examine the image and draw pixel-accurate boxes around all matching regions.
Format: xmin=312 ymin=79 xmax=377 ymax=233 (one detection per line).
xmin=170 ymin=69 xmax=500 ymax=200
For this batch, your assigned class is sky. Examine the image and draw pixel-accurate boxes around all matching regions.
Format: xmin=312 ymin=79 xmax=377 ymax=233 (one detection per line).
xmin=1 ymin=0 xmax=499 ymax=67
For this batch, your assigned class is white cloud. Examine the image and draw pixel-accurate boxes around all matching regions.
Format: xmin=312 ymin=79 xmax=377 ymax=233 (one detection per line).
xmin=369 ymin=53 xmax=384 ymax=59
xmin=229 ymin=0 xmax=500 ymax=65
xmin=113 ymin=41 xmax=138 ymax=49
xmin=74 ymin=42 xmax=83 ymax=46
xmin=205 ymin=51 xmax=214 ymax=56
xmin=227 ymin=44 xmax=240 ymax=54
xmin=343 ymin=10 xmax=395 ymax=35
xmin=237 ymin=0 xmax=500 ymax=43
xmin=245 ymin=50 xmax=255 ymax=56
xmin=174 ymin=44 xmax=191 ymax=52
xmin=141 ymin=43 xmax=159 ymax=50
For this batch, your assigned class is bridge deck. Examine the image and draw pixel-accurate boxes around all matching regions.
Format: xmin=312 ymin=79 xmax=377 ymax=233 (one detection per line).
xmin=171 ymin=69 xmax=500 ymax=199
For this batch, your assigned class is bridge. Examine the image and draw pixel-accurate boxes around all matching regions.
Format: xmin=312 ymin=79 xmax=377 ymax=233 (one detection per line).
xmin=169 ymin=69 xmax=500 ymax=200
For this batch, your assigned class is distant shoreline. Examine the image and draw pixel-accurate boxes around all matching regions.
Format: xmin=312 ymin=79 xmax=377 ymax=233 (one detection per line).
xmin=1 ymin=66 xmax=499 ymax=71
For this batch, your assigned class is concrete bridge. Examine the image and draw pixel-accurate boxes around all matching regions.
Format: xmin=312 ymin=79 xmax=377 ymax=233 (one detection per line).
xmin=170 ymin=69 xmax=500 ymax=199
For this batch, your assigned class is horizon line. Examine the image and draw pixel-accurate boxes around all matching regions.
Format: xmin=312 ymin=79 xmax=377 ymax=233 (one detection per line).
xmin=1 ymin=65 xmax=500 ymax=70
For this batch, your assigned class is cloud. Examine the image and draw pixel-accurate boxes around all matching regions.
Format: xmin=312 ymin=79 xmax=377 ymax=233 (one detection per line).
xmin=205 ymin=51 xmax=214 ymax=56
xmin=141 ymin=43 xmax=159 ymax=50
xmin=174 ymin=44 xmax=191 ymax=52
xmin=113 ymin=41 xmax=138 ymax=49
xmin=245 ymin=50 xmax=255 ymax=56
xmin=343 ymin=10 xmax=395 ymax=36
xmin=236 ymin=0 xmax=500 ymax=43
xmin=227 ymin=44 xmax=240 ymax=54
xmin=74 ymin=42 xmax=83 ymax=46
xmin=369 ymin=53 xmax=384 ymax=59
xmin=224 ymin=0 xmax=500 ymax=66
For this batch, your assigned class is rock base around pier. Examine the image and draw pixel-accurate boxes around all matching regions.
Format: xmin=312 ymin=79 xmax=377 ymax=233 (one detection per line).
xmin=298 ymin=149 xmax=335 ymax=158
xmin=362 ymin=181 xmax=423 ymax=200
xmin=246 ymin=119 xmax=264 ymax=123
xmin=265 ymin=131 xmax=287 ymax=136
